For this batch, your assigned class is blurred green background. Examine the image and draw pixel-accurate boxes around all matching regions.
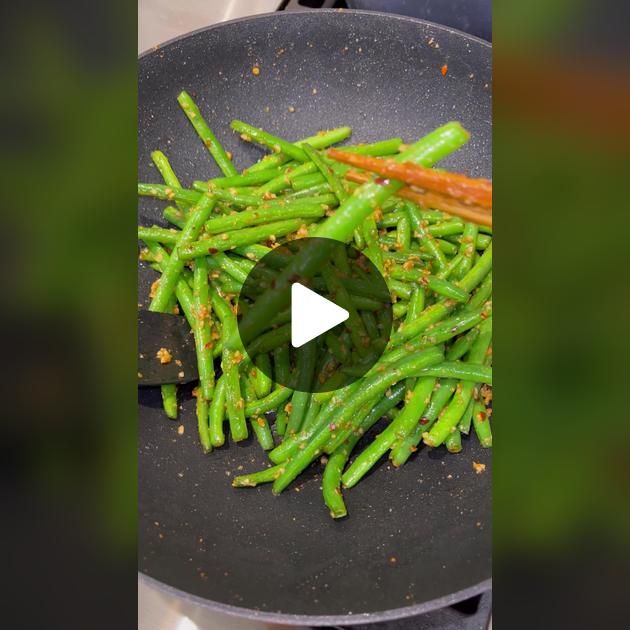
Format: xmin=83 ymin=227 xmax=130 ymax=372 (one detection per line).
xmin=494 ymin=0 xmax=630 ymax=625
xmin=1 ymin=1 xmax=137 ymax=627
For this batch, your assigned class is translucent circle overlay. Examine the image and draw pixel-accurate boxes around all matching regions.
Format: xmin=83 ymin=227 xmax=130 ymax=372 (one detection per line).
xmin=237 ymin=237 xmax=393 ymax=393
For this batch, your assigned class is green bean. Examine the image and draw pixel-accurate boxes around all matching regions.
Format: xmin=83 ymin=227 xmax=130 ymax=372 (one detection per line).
xmin=195 ymin=392 xmax=212 ymax=454
xmin=275 ymin=407 xmax=289 ymax=438
xmin=255 ymin=161 xmax=317 ymax=196
xmin=253 ymin=353 xmax=273 ymax=398
xmin=445 ymin=429 xmax=462 ymax=453
xmin=192 ymin=256 xmax=215 ymax=400
xmin=269 ymin=346 xmax=290 ymax=437
xmin=196 ymin=167 xmax=285 ymax=190
xmin=210 ymin=252 xmax=250 ymax=284
xmin=405 ymin=287 xmax=425 ymax=325
xmin=302 ymin=143 xmax=349 ymax=204
xmin=246 ymin=324 xmax=291 ymax=358
xmin=217 ymin=279 xmax=242 ymax=296
xmin=232 ymin=464 xmax=285 ymax=487
xmin=322 ymin=382 xmax=406 ymax=518
xmin=339 ymin=137 xmax=404 ymax=156
xmin=160 ymin=383 xmax=178 ymax=419
xmin=269 ymin=381 xmax=363 ymax=464
xmin=210 ymin=285 xmax=248 ymax=442
xmin=287 ymin=182 xmax=333 ymax=198
xmin=396 ymin=214 xmax=411 ymax=251
xmin=405 ymin=202 xmax=448 ymax=271
xmin=380 ymin=209 xmax=444 ymax=228
xmin=390 ymin=378 xmax=457 ymax=466
xmin=421 ymin=304 xmax=491 ymax=346
xmin=388 ymin=279 xmax=413 ymax=300
xmin=321 ymin=266 xmax=370 ymax=356
xmin=380 ymin=234 xmax=458 ymax=256
xmin=163 ymin=206 xmax=186 ymax=228
xmin=290 ymin=172 xmax=326 ymax=192
xmin=273 ymin=349 xmax=443 ymax=493
xmin=232 ymin=243 xmax=273 ymax=262
xmin=289 ymin=162 xmax=349 ymax=192
xmin=361 ymin=310 xmax=379 ymax=340
xmin=244 ymin=386 xmax=293 ymax=417
xmin=342 ymin=377 xmax=436 ymax=488
xmin=458 ymin=397 xmax=475 ymax=434
xmin=151 ymin=150 xmax=189 ymax=212
xmin=384 ymin=250 xmax=433 ymax=265
xmin=353 ymin=226 xmax=366 ymax=249
xmin=454 ymin=223 xmax=478 ymax=280
xmin=464 ymin=273 xmax=492 ymax=313
xmin=417 ymin=362 xmax=492 ymax=384
xmin=423 ymin=318 xmax=492 ymax=446
xmin=138 ymin=225 xmax=180 ymax=245
xmin=362 ymin=212 xmax=384 ymax=273
xmin=139 ymin=182 xmax=271 ymax=208
xmin=428 ymin=221 xmax=465 ymax=238
xmin=324 ymin=348 xmax=444 ymax=454
xmin=388 ymin=267 xmax=469 ymax=302
xmin=178 ymin=90 xmax=237 ymax=176
xmin=309 ymin=122 xmax=470 ymax=243
xmin=472 ymin=397 xmax=492 ymax=447
xmin=204 ymin=204 xmax=327 ymax=234
xmin=142 ymin=242 xmax=215 ymax=419
xmin=148 ymin=193 xmax=216 ymax=312
xmin=231 ymin=120 xmax=309 ymax=162
xmin=446 ymin=328 xmax=480 ymax=361
xmin=390 ymin=244 xmax=492 ymax=344
xmin=331 ymin=243 xmax=351 ymax=275
xmin=393 ymin=301 xmax=408 ymax=319
xmin=180 ymin=218 xmax=314 ymax=259
xmin=324 ymin=331 xmax=349 ymax=363
xmin=476 ymin=233 xmax=491 ymax=249
xmin=286 ymin=343 xmax=318 ymax=435
xmin=436 ymin=253 xmax=464 ymax=280
xmin=209 ymin=376 xmax=227 ymax=447
xmin=145 ymin=220 xmax=212 ymax=419
xmin=245 ymin=127 xmax=352 ymax=173
xmin=250 ymin=415 xmax=275 ymax=451
xmin=301 ymin=398 xmax=322 ymax=432
xmin=458 ymin=242 xmax=492 ymax=293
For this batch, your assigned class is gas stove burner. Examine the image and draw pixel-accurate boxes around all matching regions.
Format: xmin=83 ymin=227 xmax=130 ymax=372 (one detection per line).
xmin=329 ymin=591 xmax=491 ymax=629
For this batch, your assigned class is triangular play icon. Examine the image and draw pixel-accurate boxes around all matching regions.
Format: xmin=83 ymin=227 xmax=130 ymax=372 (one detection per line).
xmin=290 ymin=283 xmax=349 ymax=348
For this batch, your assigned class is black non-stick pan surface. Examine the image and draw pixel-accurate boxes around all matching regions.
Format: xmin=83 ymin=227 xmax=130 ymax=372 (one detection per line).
xmin=138 ymin=10 xmax=491 ymax=626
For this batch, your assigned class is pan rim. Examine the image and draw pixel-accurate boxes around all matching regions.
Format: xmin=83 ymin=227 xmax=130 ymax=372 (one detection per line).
xmin=139 ymin=571 xmax=492 ymax=626
xmin=138 ymin=8 xmax=492 ymax=624
xmin=138 ymin=8 xmax=492 ymax=59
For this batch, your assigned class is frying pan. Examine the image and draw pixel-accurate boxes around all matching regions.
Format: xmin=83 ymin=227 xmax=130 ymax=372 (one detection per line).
xmin=138 ymin=9 xmax=491 ymax=626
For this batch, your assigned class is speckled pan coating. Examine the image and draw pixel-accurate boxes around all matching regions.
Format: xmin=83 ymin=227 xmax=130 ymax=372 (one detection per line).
xmin=138 ymin=9 xmax=491 ymax=625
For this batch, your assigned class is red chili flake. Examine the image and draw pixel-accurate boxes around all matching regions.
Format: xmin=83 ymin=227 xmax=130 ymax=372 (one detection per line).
xmin=441 ymin=64 xmax=448 ymax=76
xmin=419 ymin=417 xmax=429 ymax=425
xmin=208 ymin=247 xmax=218 ymax=254
xmin=374 ymin=177 xmax=390 ymax=186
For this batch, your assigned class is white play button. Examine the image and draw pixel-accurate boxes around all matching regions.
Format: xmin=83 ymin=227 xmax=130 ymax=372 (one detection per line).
xmin=291 ymin=283 xmax=349 ymax=348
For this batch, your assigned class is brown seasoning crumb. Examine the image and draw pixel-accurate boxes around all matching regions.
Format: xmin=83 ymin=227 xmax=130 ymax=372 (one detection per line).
xmin=156 ymin=347 xmax=173 ymax=364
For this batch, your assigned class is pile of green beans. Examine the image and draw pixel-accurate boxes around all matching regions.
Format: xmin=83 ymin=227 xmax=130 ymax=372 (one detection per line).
xmin=138 ymin=90 xmax=493 ymax=519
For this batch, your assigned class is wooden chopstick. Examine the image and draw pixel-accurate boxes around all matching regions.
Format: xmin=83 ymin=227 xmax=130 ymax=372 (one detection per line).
xmin=343 ymin=170 xmax=492 ymax=227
